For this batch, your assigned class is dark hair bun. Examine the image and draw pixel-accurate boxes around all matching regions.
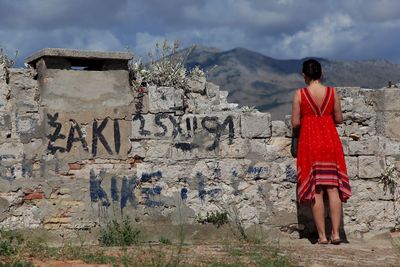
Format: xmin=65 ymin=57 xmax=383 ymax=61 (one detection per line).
xmin=302 ymin=59 xmax=322 ymax=80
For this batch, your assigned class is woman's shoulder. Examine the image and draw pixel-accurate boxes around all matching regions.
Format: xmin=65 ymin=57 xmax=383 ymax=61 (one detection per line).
xmin=292 ymin=88 xmax=303 ymax=101
xmin=295 ymin=87 xmax=306 ymax=94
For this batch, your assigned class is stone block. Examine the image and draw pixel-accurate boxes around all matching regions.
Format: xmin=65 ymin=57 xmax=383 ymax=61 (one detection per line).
xmin=0 ymin=206 xmax=41 ymax=229
xmin=153 ymin=162 xmax=190 ymax=182
xmin=148 ymin=86 xmax=175 ymax=113
xmin=0 ymin=112 xmax=11 ymax=133
xmin=241 ymin=112 xmax=271 ymax=138
xmin=354 ymin=201 xmax=396 ymax=229
xmin=245 ymin=162 xmax=271 ymax=180
xmin=182 ymin=112 xmax=240 ymax=141
xmin=358 ymin=156 xmax=385 ymax=179
xmin=170 ymin=143 xmax=200 ymax=160
xmin=32 ymin=59 xmax=135 ymax=113
xmin=8 ymin=69 xmax=37 ymax=90
xmin=284 ymin=115 xmax=292 ymax=137
xmin=217 ymin=158 xmax=252 ymax=182
xmin=336 ymin=124 xmax=345 ymax=136
xmin=343 ymin=123 xmax=360 ymax=137
xmin=336 ymin=87 xmax=361 ymax=98
xmin=348 ymin=137 xmax=378 ymax=155
xmin=145 ymin=140 xmax=171 ymax=159
xmin=345 ymin=156 xmax=358 ymax=179
xmin=379 ymin=137 xmax=400 ymax=155
xmin=133 ymin=90 xmax=149 ymax=113
xmin=219 ymin=138 xmax=250 ymax=158
xmin=352 ymin=97 xmax=375 ymax=114
xmin=271 ymin=120 xmax=287 ymax=137
xmin=341 ymin=97 xmax=353 ymax=112
xmin=131 ymin=113 xmax=185 ymax=140
xmin=174 ymin=88 xmax=184 ymax=110
xmin=205 ymin=82 xmax=219 ymax=99
xmin=381 ymin=88 xmax=400 ymax=111
xmin=0 ymin=197 xmax=9 ymax=214
xmin=0 ymin=142 xmax=24 ymax=162
xmin=248 ymin=139 xmax=267 ymax=158
xmin=12 ymin=86 xmax=38 ymax=102
xmin=131 ymin=114 xmax=155 ymax=139
xmin=187 ymin=76 xmax=206 ymax=93
xmin=16 ymin=115 xmax=39 ymax=135
xmin=129 ymin=141 xmax=146 ymax=158
xmin=383 ymin=112 xmax=400 ymax=139
xmin=265 ymin=137 xmax=291 ymax=160
xmin=188 ymin=93 xmax=213 ymax=113
xmin=23 ymin=188 xmax=45 ymax=200
xmin=219 ymin=90 xmax=229 ymax=104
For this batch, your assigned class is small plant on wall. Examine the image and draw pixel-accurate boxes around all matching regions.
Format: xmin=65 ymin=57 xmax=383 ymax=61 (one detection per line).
xmin=380 ymin=164 xmax=400 ymax=232
xmin=380 ymin=165 xmax=399 ymax=196
xmin=128 ymin=40 xmax=204 ymax=91
xmin=0 ymin=46 xmax=17 ymax=68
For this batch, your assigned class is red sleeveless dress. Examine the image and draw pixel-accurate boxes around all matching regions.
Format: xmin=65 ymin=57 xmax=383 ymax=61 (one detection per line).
xmin=296 ymin=86 xmax=351 ymax=203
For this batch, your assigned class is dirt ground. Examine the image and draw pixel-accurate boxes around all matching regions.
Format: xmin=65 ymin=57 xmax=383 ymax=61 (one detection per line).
xmin=24 ymin=231 xmax=400 ymax=267
xmin=276 ymin=231 xmax=400 ymax=267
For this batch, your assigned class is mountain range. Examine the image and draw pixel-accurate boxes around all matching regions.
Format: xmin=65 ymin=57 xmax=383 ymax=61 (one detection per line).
xmin=184 ymin=46 xmax=400 ymax=119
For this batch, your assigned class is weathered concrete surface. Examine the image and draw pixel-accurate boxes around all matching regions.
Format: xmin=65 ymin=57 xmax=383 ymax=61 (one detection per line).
xmin=39 ymin=69 xmax=135 ymax=112
xmin=25 ymin=48 xmax=133 ymax=66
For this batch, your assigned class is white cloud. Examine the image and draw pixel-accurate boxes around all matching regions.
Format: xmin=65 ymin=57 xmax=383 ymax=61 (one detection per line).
xmin=271 ymin=14 xmax=366 ymax=59
xmin=2 ymin=0 xmax=400 ymax=64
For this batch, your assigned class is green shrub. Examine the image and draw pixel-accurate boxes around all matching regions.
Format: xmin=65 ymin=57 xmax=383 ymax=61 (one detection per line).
xmin=197 ymin=211 xmax=229 ymax=228
xmin=98 ymin=217 xmax=141 ymax=247
xmin=0 ymin=230 xmax=24 ymax=256
xmin=0 ymin=261 xmax=34 ymax=267
xmin=159 ymin=236 xmax=172 ymax=245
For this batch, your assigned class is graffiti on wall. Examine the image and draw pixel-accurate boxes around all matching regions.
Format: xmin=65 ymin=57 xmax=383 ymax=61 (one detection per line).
xmin=46 ymin=113 xmax=236 ymax=156
xmin=0 ymin=155 xmax=34 ymax=182
xmin=47 ymin=113 xmax=121 ymax=156
xmin=89 ymin=169 xmax=164 ymax=215
xmin=131 ymin=114 xmax=235 ymax=151
xmin=88 ymin=164 xmax=272 ymax=215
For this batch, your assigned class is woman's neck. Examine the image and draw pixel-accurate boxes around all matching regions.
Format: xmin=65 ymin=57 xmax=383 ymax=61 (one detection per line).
xmin=308 ymin=79 xmax=321 ymax=86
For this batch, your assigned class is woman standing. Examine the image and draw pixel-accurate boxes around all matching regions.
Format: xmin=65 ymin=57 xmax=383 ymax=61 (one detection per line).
xmin=291 ymin=59 xmax=351 ymax=245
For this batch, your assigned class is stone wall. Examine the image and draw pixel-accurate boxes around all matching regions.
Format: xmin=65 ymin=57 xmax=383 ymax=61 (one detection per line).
xmin=0 ymin=60 xmax=399 ymax=238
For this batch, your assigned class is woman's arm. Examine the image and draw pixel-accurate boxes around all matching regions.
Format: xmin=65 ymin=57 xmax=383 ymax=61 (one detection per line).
xmin=332 ymin=88 xmax=343 ymax=124
xmin=291 ymin=89 xmax=301 ymax=129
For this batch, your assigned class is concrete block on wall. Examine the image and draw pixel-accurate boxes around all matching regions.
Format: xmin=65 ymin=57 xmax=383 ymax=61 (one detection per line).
xmin=148 ymin=86 xmax=175 ymax=113
xmin=271 ymin=120 xmax=287 ymax=137
xmin=131 ymin=114 xmax=155 ymax=140
xmin=383 ymin=111 xmax=400 ymax=139
xmin=348 ymin=137 xmax=379 ymax=155
xmin=345 ymin=156 xmax=358 ymax=179
xmin=205 ymin=82 xmax=219 ymax=99
xmin=378 ymin=137 xmax=400 ymax=155
xmin=382 ymin=88 xmax=400 ymax=111
xmin=241 ymin=112 xmax=271 ymax=138
xmin=358 ymin=156 xmax=385 ymax=179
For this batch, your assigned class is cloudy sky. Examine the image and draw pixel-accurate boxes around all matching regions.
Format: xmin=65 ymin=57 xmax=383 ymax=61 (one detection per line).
xmin=1 ymin=0 xmax=400 ymax=65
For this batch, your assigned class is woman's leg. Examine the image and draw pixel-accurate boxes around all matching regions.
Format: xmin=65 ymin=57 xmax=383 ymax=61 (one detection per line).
xmin=326 ymin=186 xmax=342 ymax=240
xmin=311 ymin=186 xmax=327 ymax=242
